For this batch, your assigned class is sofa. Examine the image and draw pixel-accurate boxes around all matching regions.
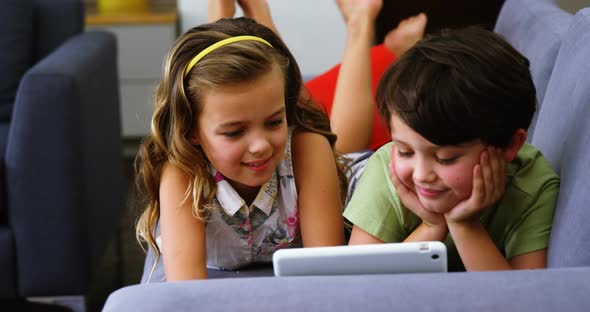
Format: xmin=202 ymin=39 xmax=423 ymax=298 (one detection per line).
xmin=103 ymin=1 xmax=590 ymax=311
xmin=0 ymin=0 xmax=124 ymax=303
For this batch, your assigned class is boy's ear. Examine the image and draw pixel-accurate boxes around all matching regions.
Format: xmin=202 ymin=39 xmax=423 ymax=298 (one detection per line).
xmin=502 ymin=128 xmax=527 ymax=162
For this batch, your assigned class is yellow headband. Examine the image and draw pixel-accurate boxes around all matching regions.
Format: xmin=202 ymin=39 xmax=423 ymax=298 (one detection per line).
xmin=183 ymin=35 xmax=273 ymax=78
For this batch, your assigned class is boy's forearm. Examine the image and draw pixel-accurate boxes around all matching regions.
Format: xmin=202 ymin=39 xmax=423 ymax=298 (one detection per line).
xmin=404 ymin=222 xmax=448 ymax=242
xmin=447 ymin=220 xmax=513 ymax=271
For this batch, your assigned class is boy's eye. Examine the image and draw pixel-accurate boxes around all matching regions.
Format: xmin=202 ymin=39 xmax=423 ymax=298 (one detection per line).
xmin=397 ymin=150 xmax=413 ymax=158
xmin=435 ymin=156 xmax=458 ymax=165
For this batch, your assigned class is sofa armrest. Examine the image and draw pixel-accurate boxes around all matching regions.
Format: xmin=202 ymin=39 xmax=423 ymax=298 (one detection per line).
xmin=6 ymin=30 xmax=125 ymax=297
xmin=105 ymin=268 xmax=590 ymax=312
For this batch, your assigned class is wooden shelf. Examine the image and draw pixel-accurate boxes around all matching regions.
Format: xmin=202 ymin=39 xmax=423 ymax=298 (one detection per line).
xmin=85 ymin=3 xmax=177 ymax=25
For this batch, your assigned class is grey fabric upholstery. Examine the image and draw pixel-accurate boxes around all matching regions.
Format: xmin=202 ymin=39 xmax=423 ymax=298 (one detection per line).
xmin=531 ymin=8 xmax=590 ymax=173
xmin=541 ymin=8 xmax=590 ymax=268
xmin=0 ymin=0 xmax=125 ymax=299
xmin=105 ymin=268 xmax=590 ymax=312
xmin=494 ymin=0 xmax=572 ymax=139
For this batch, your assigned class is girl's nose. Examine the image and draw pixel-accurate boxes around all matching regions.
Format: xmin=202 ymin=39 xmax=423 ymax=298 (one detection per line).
xmin=248 ymin=134 xmax=272 ymax=155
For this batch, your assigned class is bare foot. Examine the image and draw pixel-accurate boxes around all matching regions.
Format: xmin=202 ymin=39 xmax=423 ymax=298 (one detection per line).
xmin=384 ymin=13 xmax=428 ymax=57
xmin=335 ymin=0 xmax=382 ymax=25
xmin=208 ymin=0 xmax=236 ymax=23
xmin=238 ymin=0 xmax=278 ymax=34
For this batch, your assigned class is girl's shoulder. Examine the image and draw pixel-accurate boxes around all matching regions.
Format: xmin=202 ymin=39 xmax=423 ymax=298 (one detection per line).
xmin=290 ymin=129 xmax=336 ymax=178
xmin=291 ymin=127 xmax=331 ymax=147
xmin=290 ymin=129 xmax=333 ymax=163
xmin=160 ymin=161 xmax=192 ymax=199
xmin=161 ymin=161 xmax=189 ymax=181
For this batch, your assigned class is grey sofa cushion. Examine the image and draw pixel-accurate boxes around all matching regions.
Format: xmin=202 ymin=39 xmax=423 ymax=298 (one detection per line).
xmin=105 ymin=268 xmax=590 ymax=312
xmin=0 ymin=0 xmax=34 ymax=121
xmin=494 ymin=0 xmax=572 ymax=139
xmin=544 ymin=8 xmax=590 ymax=268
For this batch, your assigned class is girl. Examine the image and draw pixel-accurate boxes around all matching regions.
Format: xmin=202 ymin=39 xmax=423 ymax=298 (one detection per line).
xmin=135 ymin=17 xmax=348 ymax=281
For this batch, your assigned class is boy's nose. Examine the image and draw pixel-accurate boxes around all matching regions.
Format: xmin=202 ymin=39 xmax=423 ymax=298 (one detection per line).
xmin=412 ymin=161 xmax=436 ymax=183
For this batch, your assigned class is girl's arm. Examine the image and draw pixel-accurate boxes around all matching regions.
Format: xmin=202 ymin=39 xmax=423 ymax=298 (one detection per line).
xmin=448 ymin=220 xmax=546 ymax=270
xmin=159 ymin=162 xmax=208 ymax=280
xmin=292 ymin=131 xmax=345 ymax=246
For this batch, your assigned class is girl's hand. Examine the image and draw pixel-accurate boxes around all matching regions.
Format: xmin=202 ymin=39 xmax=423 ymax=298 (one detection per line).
xmin=445 ymin=147 xmax=506 ymax=224
xmin=389 ymin=146 xmax=446 ymax=227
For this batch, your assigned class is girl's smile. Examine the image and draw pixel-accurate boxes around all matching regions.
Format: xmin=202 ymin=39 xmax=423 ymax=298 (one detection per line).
xmin=241 ymin=155 xmax=273 ymax=172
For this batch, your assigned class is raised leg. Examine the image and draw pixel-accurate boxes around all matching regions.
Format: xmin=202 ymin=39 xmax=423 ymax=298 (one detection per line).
xmin=238 ymin=0 xmax=279 ymax=35
xmin=208 ymin=0 xmax=236 ymax=23
xmin=331 ymin=0 xmax=383 ymax=154
xmin=330 ymin=4 xmax=427 ymax=153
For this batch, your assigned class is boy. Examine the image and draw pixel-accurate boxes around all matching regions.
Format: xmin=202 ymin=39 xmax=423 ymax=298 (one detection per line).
xmin=343 ymin=26 xmax=560 ymax=271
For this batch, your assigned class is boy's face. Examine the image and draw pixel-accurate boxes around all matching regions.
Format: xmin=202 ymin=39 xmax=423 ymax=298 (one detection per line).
xmin=389 ymin=114 xmax=487 ymax=214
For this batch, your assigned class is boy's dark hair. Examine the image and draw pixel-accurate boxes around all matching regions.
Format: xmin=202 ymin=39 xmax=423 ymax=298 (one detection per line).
xmin=376 ymin=26 xmax=536 ymax=147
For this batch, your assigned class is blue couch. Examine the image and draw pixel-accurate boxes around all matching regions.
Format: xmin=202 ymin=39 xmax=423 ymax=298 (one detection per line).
xmin=0 ymin=0 xmax=125 ymax=301
xmin=104 ymin=1 xmax=590 ymax=311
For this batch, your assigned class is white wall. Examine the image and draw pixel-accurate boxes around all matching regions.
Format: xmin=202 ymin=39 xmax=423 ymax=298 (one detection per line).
xmin=178 ymin=0 xmax=347 ymax=79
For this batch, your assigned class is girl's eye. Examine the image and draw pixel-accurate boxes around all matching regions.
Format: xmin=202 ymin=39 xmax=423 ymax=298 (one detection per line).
xmin=222 ymin=130 xmax=243 ymax=138
xmin=435 ymin=156 xmax=458 ymax=165
xmin=268 ymin=119 xmax=284 ymax=127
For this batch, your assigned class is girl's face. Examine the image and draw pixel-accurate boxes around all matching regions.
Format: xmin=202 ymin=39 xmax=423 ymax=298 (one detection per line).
xmin=390 ymin=114 xmax=486 ymax=214
xmin=195 ymin=65 xmax=288 ymax=197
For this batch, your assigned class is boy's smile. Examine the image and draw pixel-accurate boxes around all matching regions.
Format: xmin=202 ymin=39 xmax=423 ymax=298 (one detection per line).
xmin=415 ymin=185 xmax=445 ymax=198
xmin=389 ymin=114 xmax=486 ymax=214
xmin=195 ymin=65 xmax=287 ymax=198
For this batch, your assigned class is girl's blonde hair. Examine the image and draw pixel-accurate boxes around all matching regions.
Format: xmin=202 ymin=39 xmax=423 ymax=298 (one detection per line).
xmin=135 ymin=17 xmax=348 ymax=261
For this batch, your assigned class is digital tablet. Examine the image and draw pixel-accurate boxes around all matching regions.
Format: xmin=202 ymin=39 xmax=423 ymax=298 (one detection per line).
xmin=273 ymin=241 xmax=447 ymax=277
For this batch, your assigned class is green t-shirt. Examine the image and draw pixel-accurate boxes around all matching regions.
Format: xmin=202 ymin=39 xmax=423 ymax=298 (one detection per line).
xmin=343 ymin=142 xmax=560 ymax=271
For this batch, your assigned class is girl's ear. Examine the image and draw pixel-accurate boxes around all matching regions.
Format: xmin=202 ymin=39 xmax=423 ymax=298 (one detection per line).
xmin=502 ymin=128 xmax=527 ymax=162
xmin=190 ymin=131 xmax=200 ymax=146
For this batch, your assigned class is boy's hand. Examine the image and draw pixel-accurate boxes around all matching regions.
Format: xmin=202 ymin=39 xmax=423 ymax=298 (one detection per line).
xmin=445 ymin=147 xmax=506 ymax=224
xmin=389 ymin=146 xmax=445 ymax=228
